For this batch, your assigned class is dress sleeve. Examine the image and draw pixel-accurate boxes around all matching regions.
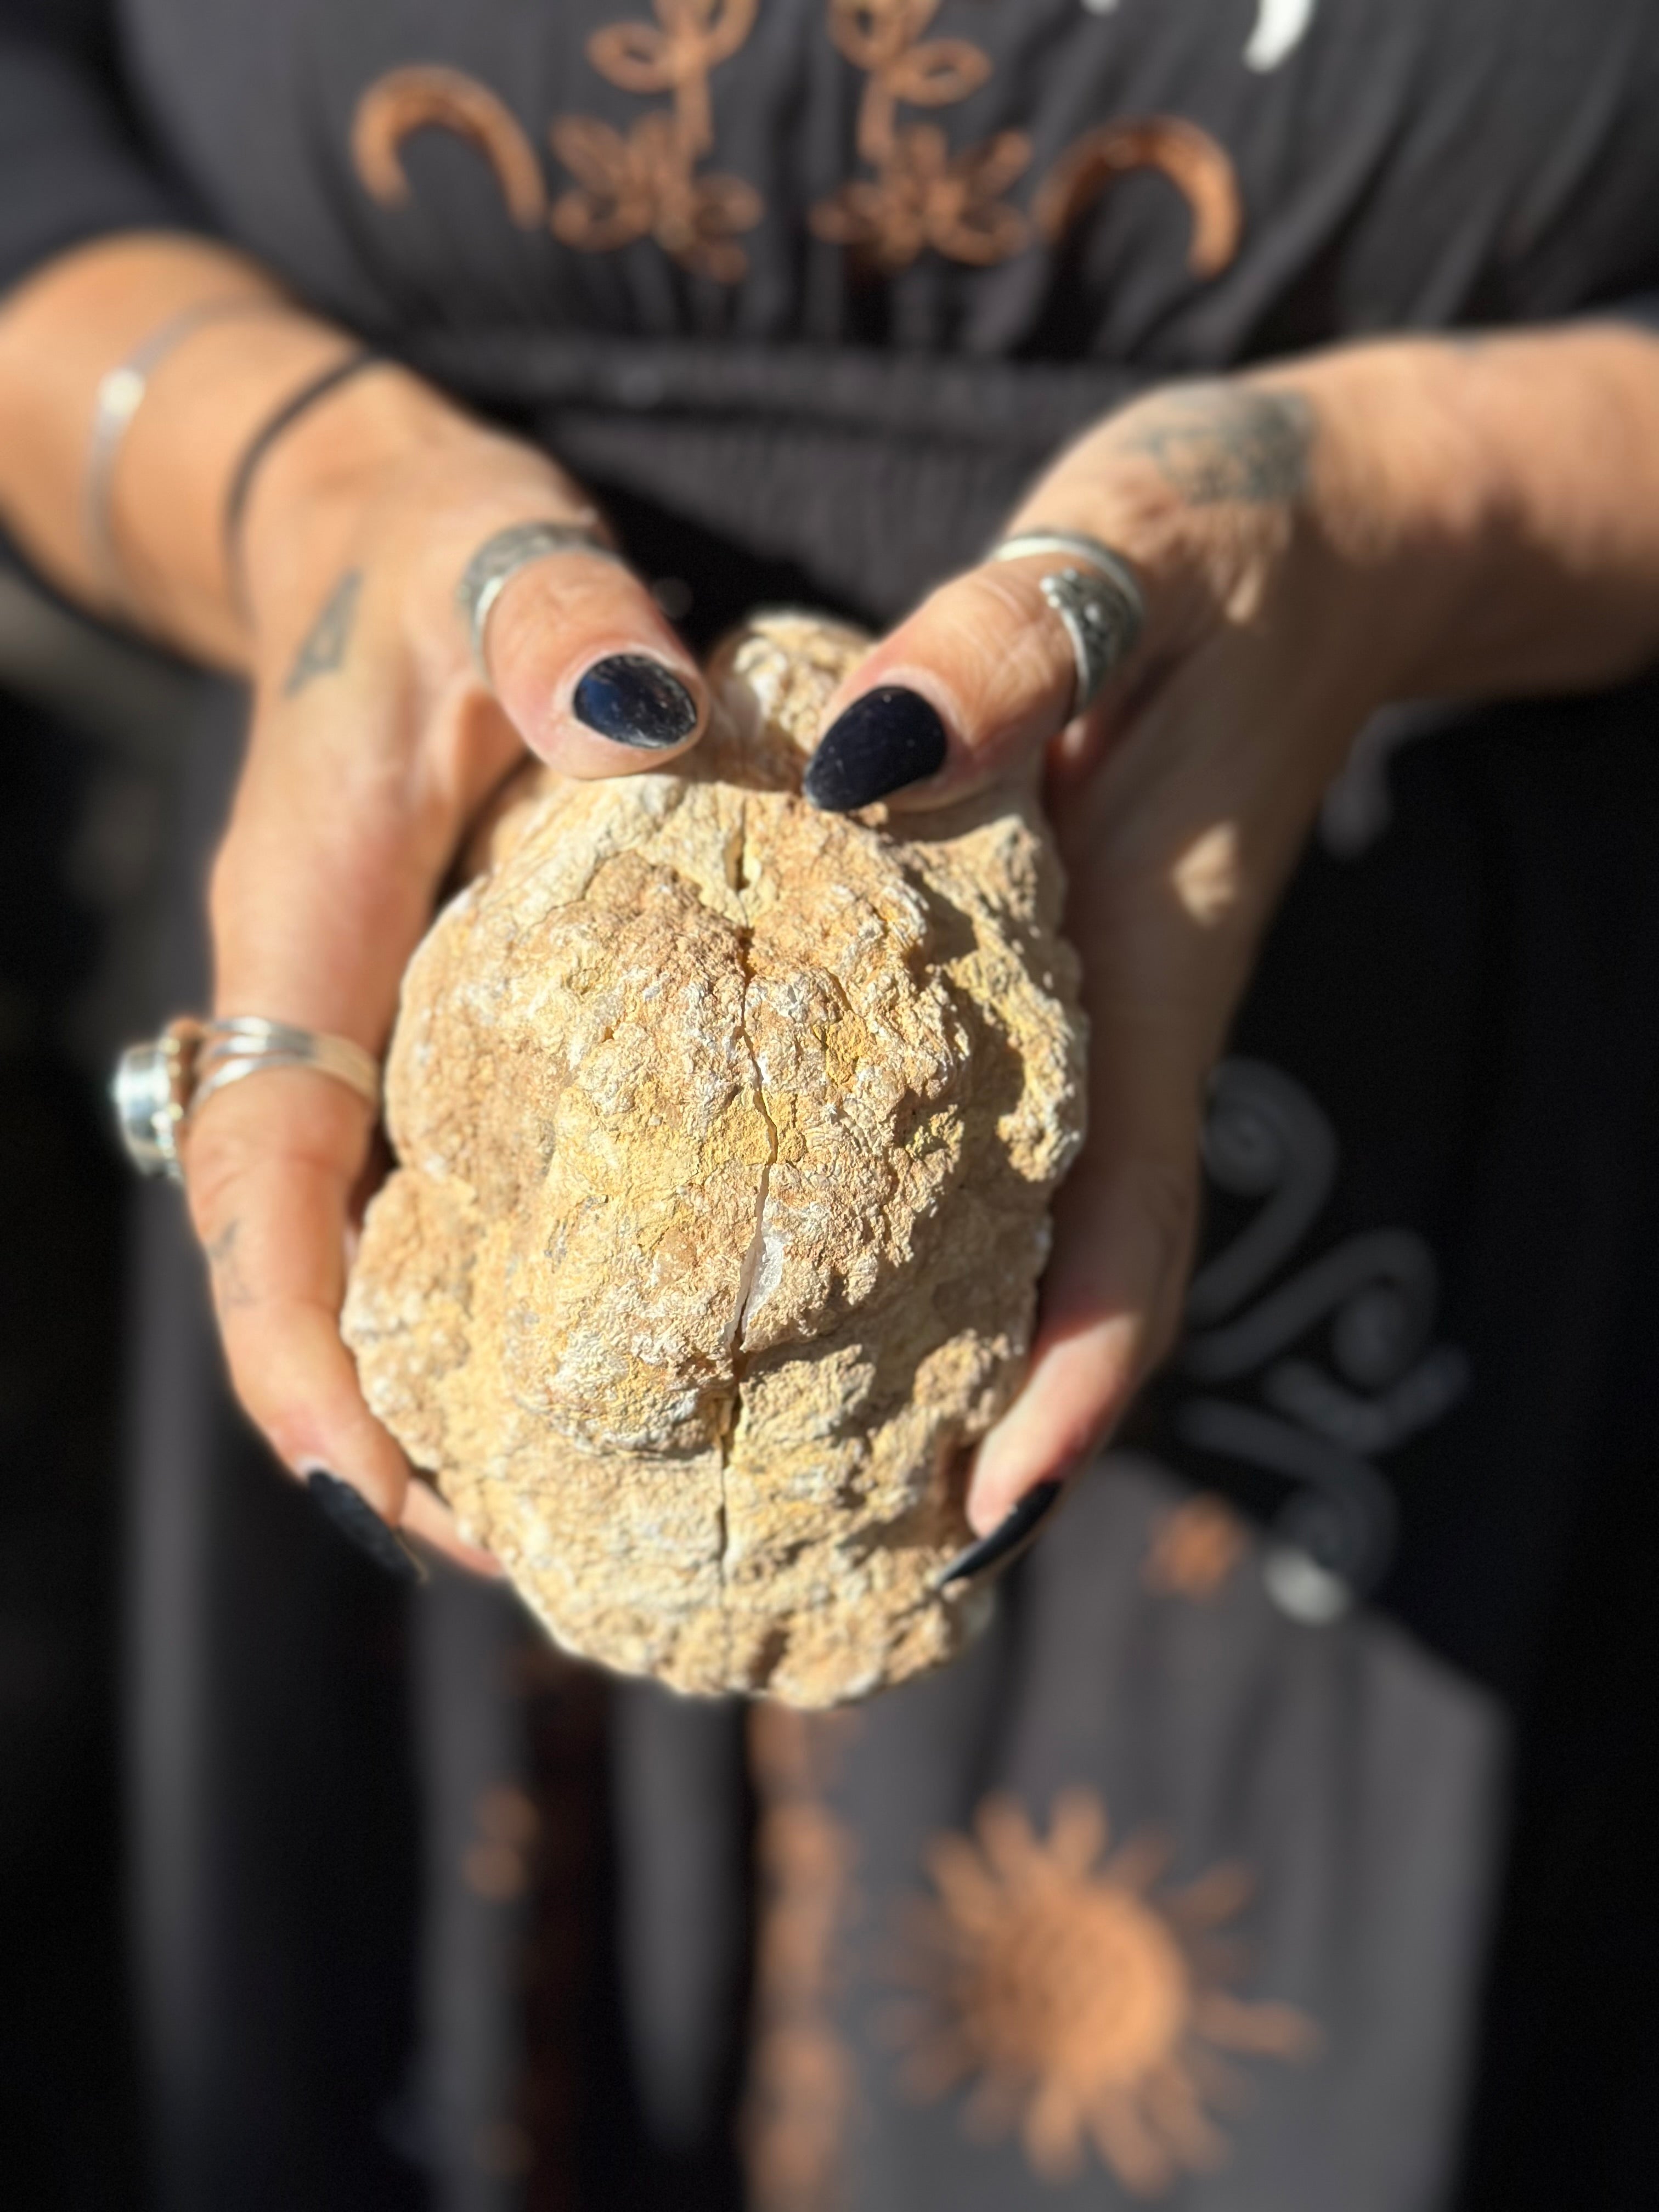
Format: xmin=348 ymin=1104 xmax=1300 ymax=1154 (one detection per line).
xmin=0 ymin=0 xmax=201 ymax=301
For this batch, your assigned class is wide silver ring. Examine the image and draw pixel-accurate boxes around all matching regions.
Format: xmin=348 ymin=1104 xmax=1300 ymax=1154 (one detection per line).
xmin=111 ymin=1016 xmax=381 ymax=1182
xmin=990 ymin=529 xmax=1145 ymax=717
xmin=455 ymin=519 xmax=626 ymax=683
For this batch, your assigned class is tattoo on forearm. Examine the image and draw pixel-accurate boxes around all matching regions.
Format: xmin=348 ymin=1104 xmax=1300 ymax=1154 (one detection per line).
xmin=284 ymin=569 xmax=363 ymax=695
xmin=206 ymin=1218 xmax=255 ymax=1310
xmin=1118 ymin=385 xmax=1314 ymax=505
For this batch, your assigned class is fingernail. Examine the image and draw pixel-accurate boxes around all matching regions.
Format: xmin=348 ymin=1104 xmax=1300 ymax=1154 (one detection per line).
xmin=803 ymin=687 xmax=949 ymax=811
xmin=572 ymin=653 xmax=698 ymax=749
xmin=306 ymin=1470 xmax=426 ymax=1585
xmin=938 ymin=1480 xmax=1065 ymax=1591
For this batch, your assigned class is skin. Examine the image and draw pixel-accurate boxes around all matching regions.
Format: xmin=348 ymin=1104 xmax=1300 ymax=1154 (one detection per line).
xmin=3 ymin=235 xmax=1659 ymax=1565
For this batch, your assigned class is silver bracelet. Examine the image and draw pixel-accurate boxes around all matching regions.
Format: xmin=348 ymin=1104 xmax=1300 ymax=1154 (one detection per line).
xmin=84 ymin=297 xmax=286 ymax=606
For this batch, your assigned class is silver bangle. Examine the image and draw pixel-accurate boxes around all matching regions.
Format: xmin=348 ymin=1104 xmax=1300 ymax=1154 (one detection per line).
xmin=455 ymin=519 xmax=626 ymax=682
xmin=84 ymin=297 xmax=287 ymax=606
xmin=111 ymin=1015 xmax=381 ymax=1183
xmin=990 ymin=529 xmax=1146 ymax=716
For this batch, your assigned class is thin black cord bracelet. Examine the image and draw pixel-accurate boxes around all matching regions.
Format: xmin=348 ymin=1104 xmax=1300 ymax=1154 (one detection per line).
xmin=221 ymin=347 xmax=383 ymax=614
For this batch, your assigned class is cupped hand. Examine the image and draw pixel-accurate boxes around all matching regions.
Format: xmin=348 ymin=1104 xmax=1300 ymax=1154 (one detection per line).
xmin=181 ymin=366 xmax=709 ymax=1573
xmin=804 ymin=360 xmax=1445 ymax=1542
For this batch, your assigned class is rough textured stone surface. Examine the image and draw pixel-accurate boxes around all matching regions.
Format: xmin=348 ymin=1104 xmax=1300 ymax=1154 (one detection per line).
xmin=343 ymin=613 xmax=1085 ymax=1706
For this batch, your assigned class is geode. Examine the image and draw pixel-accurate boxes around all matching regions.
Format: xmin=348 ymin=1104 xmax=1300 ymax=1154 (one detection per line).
xmin=342 ymin=613 xmax=1085 ymax=1707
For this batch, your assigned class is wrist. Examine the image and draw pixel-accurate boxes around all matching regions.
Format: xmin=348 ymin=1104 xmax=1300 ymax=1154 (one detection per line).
xmin=1279 ymin=340 xmax=1515 ymax=700
xmin=239 ymin=365 xmax=593 ymax=674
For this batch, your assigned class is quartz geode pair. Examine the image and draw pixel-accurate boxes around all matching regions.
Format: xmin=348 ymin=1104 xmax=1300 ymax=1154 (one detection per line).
xmin=343 ymin=614 xmax=1085 ymax=1707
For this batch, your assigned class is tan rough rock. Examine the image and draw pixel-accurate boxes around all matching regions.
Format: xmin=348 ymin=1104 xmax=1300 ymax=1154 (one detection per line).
xmin=343 ymin=613 xmax=1086 ymax=1706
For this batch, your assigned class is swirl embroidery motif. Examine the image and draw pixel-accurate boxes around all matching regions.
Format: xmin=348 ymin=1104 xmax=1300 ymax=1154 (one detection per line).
xmin=1169 ymin=1058 xmax=1470 ymax=1622
xmin=352 ymin=8 xmax=1245 ymax=287
xmin=550 ymin=0 xmax=765 ymax=281
xmin=743 ymin=1706 xmax=862 ymax=2212
xmin=352 ymin=3 xmax=765 ymax=284
xmin=810 ymin=0 xmax=1031 ymax=269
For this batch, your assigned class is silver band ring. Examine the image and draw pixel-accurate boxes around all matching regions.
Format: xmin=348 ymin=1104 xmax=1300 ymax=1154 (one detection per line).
xmin=456 ymin=520 xmax=626 ymax=683
xmin=990 ymin=529 xmax=1145 ymax=717
xmin=112 ymin=1016 xmax=381 ymax=1182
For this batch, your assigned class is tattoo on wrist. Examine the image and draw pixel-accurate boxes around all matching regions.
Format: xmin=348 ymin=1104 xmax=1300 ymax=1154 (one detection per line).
xmin=1118 ymin=385 xmax=1314 ymax=505
xmin=284 ymin=569 xmax=363 ymax=695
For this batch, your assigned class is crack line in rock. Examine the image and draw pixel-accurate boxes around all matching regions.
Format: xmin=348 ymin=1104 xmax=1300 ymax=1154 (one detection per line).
xmin=718 ymin=795 xmax=781 ymax=1674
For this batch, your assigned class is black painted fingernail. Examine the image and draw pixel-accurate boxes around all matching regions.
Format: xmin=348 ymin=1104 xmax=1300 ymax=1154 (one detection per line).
xmin=803 ymin=687 xmax=949 ymax=811
xmin=306 ymin=1470 xmax=426 ymax=1585
xmin=572 ymin=654 xmax=698 ymax=749
xmin=938 ymin=1480 xmax=1064 ymax=1590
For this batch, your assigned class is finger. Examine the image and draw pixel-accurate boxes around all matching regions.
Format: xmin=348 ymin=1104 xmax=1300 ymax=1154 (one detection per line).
xmin=184 ymin=1072 xmax=494 ymax=1578
xmin=194 ymin=634 xmax=509 ymax=1575
xmin=479 ymin=538 xmax=709 ymax=777
xmin=964 ymin=1148 xmax=1197 ymax=1537
xmin=404 ymin=1477 xmax=506 ymax=1578
xmin=961 ymin=741 xmax=1257 ymax=1536
xmin=803 ymin=551 xmax=1136 ymax=815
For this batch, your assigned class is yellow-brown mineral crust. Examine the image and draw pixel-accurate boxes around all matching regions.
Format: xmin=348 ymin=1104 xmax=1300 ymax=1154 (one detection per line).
xmin=343 ymin=613 xmax=1085 ymax=1706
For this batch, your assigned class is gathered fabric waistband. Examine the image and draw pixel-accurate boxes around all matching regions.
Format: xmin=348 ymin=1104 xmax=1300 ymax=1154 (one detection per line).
xmin=398 ymin=330 xmax=1143 ymax=620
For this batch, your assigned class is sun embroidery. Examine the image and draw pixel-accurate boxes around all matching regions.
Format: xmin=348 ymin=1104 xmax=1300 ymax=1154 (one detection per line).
xmin=889 ymin=1790 xmax=1316 ymax=2194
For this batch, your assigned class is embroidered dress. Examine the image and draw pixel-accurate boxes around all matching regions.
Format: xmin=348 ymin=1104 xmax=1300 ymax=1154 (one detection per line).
xmin=3 ymin=3 xmax=1659 ymax=2207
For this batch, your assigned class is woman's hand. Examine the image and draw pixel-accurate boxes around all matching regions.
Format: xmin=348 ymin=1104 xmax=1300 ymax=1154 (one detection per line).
xmin=0 ymin=236 xmax=721 ymax=1571
xmin=182 ymin=365 xmax=713 ymax=1571
xmin=800 ymin=328 xmax=1659 ymax=1544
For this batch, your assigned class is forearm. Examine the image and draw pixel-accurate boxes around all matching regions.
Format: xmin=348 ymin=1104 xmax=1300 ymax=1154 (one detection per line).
xmin=1289 ymin=323 xmax=1659 ymax=700
xmin=0 ymin=231 xmax=493 ymax=669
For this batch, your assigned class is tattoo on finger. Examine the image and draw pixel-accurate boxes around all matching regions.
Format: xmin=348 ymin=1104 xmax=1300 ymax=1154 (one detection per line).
xmin=1119 ymin=385 xmax=1314 ymax=505
xmin=284 ymin=569 xmax=364 ymax=695
xmin=206 ymin=1218 xmax=256 ymax=1310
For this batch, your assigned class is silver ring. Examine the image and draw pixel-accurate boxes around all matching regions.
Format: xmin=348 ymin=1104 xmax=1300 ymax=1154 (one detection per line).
xmin=455 ymin=520 xmax=626 ymax=682
xmin=111 ymin=1016 xmax=381 ymax=1182
xmin=990 ymin=529 xmax=1145 ymax=716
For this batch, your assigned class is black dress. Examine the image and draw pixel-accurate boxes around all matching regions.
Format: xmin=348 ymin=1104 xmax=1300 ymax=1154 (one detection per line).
xmin=4 ymin=3 xmax=1659 ymax=2206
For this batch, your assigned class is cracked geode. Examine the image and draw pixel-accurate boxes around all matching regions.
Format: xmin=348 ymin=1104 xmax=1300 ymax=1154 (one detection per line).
xmin=342 ymin=613 xmax=1085 ymax=1706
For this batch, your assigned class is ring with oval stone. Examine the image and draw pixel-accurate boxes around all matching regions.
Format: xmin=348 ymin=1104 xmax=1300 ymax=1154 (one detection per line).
xmin=989 ymin=529 xmax=1146 ymax=718
xmin=455 ymin=518 xmax=629 ymax=683
xmin=111 ymin=1015 xmax=381 ymax=1182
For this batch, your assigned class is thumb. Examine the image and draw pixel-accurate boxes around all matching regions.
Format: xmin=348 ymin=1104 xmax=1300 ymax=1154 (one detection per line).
xmin=474 ymin=526 xmax=710 ymax=777
xmin=803 ymin=542 xmax=1142 ymax=814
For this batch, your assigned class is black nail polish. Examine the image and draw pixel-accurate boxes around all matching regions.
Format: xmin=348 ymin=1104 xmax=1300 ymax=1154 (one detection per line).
xmin=938 ymin=1480 xmax=1064 ymax=1590
xmin=803 ymin=687 xmax=949 ymax=812
xmin=572 ymin=654 xmax=698 ymax=749
xmin=306 ymin=1470 xmax=426 ymax=1584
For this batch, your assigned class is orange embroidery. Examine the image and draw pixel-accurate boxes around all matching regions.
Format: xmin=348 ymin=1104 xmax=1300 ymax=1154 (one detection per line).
xmin=350 ymin=24 xmax=1245 ymax=294
xmin=744 ymin=1707 xmax=862 ymax=2212
xmin=889 ymin=1790 xmax=1316 ymax=2194
xmin=550 ymin=0 xmax=764 ymax=281
xmin=811 ymin=0 xmax=1031 ymax=269
xmin=353 ymin=64 xmax=549 ymax=228
xmin=1143 ymin=1493 xmax=1249 ymax=1601
xmin=1034 ymin=118 xmax=1243 ymax=279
